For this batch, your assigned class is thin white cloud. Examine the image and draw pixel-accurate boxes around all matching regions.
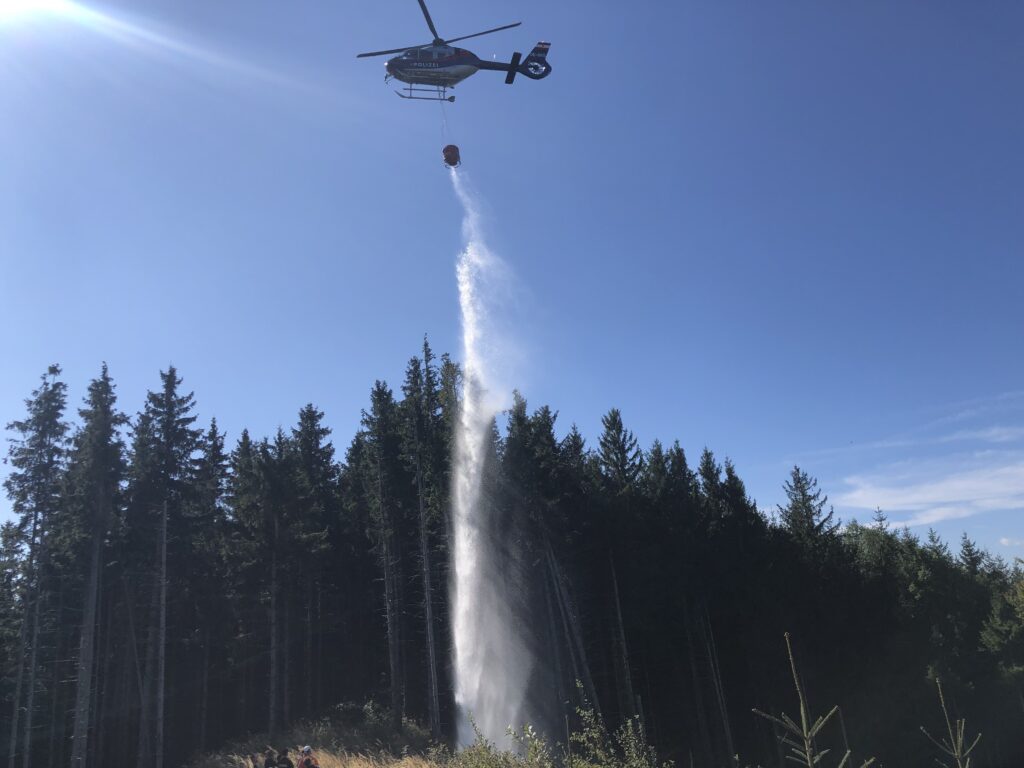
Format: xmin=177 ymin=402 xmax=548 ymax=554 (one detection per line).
xmin=917 ymin=391 xmax=1024 ymax=430
xmin=1000 ymin=537 xmax=1024 ymax=547
xmin=938 ymin=426 xmax=1024 ymax=444
xmin=794 ymin=391 xmax=1024 ymax=464
xmin=837 ymin=454 xmax=1024 ymax=527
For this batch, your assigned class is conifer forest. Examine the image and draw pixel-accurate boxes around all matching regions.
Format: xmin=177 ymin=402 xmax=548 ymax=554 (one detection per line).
xmin=2 ymin=348 xmax=1023 ymax=768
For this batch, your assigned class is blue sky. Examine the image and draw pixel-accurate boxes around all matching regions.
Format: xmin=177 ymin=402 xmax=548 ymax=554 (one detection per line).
xmin=1 ymin=0 xmax=1022 ymax=556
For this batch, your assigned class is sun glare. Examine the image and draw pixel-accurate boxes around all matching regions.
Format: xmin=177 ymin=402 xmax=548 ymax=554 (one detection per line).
xmin=0 ymin=0 xmax=78 ymax=22
xmin=0 ymin=0 xmax=303 ymax=90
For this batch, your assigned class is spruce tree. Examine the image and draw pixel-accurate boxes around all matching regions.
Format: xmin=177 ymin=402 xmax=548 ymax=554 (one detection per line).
xmin=958 ymin=534 xmax=984 ymax=576
xmin=360 ymin=381 xmax=407 ymax=731
xmin=133 ymin=367 xmax=200 ymax=768
xmin=190 ymin=418 xmax=230 ymax=751
xmin=400 ymin=351 xmax=443 ymax=740
xmin=777 ymin=466 xmax=838 ymax=550
xmin=644 ymin=440 xmax=669 ymax=506
xmin=597 ymin=409 xmax=642 ymax=495
xmin=4 ymin=365 xmax=69 ymax=768
xmin=68 ymin=365 xmax=126 ymax=768
xmin=291 ymin=405 xmax=335 ymax=717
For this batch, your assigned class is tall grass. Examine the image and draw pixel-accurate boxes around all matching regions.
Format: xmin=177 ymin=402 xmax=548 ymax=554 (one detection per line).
xmin=192 ymin=641 xmax=988 ymax=768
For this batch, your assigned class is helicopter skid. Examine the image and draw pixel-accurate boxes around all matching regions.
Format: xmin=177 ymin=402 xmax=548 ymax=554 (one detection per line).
xmin=394 ymin=85 xmax=455 ymax=102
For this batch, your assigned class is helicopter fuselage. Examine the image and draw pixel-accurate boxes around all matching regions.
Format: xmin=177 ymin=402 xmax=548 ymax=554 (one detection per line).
xmin=385 ymin=45 xmax=481 ymax=87
xmin=358 ymin=1 xmax=550 ymax=100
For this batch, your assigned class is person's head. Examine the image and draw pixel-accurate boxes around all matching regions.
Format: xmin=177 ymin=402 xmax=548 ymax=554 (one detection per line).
xmin=302 ymin=746 xmax=312 ymax=756
xmin=280 ymin=748 xmax=289 ymax=756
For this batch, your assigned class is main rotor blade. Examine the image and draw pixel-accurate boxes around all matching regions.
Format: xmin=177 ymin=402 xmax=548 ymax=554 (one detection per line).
xmin=417 ymin=0 xmax=441 ymax=40
xmin=357 ymin=43 xmax=429 ymax=58
xmin=443 ymin=22 xmax=522 ymax=45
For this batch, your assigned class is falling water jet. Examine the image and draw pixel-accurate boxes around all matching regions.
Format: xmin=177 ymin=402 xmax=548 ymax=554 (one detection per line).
xmin=449 ymin=169 xmax=534 ymax=749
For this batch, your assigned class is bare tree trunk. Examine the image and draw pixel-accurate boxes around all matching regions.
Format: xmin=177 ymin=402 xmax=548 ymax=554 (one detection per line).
xmin=136 ymin=545 xmax=160 ymax=767
xmin=7 ymin=603 xmax=29 ymax=768
xmin=315 ymin=589 xmax=323 ymax=711
xmin=283 ymin=595 xmax=291 ymax=726
xmin=542 ymin=564 xmax=567 ymax=717
xmin=305 ymin=579 xmax=313 ymax=716
xmin=682 ymin=601 xmax=712 ymax=767
xmin=382 ymin=527 xmax=402 ymax=732
xmin=155 ymin=499 xmax=167 ymax=768
xmin=120 ymin=576 xmax=145 ymax=710
xmin=198 ymin=629 xmax=210 ymax=752
xmin=269 ymin=546 xmax=279 ymax=738
xmin=21 ymin=586 xmax=43 ymax=768
xmin=610 ymin=558 xmax=636 ymax=721
xmin=545 ymin=543 xmax=599 ymax=716
xmin=48 ymin=584 xmax=66 ymax=768
xmin=9 ymin=506 xmax=44 ymax=768
xmin=71 ymin=512 xmax=105 ymax=767
xmin=702 ymin=610 xmax=735 ymax=762
xmin=93 ymin=591 xmax=115 ymax=768
xmin=115 ymin=654 xmax=133 ymax=768
xmin=238 ymin=631 xmax=248 ymax=736
xmin=415 ymin=456 xmax=441 ymax=741
xmin=375 ymin=452 xmax=403 ymax=733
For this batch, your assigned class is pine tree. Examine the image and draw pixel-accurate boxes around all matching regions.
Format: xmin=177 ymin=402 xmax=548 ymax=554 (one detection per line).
xmin=2 ymin=354 xmax=1024 ymax=765
xmin=226 ymin=428 xmax=261 ymax=734
xmin=291 ymin=405 xmax=335 ymax=717
xmin=697 ymin=448 xmax=723 ymax=522
xmin=777 ymin=466 xmax=838 ymax=550
xmin=958 ymin=534 xmax=984 ymax=576
xmin=133 ymin=367 xmax=200 ymax=768
xmin=190 ymin=418 xmax=229 ymax=751
xmin=263 ymin=430 xmax=297 ymax=737
xmin=400 ymin=348 xmax=442 ymax=740
xmin=4 ymin=365 xmax=69 ymax=768
xmin=68 ymin=365 xmax=126 ymax=768
xmin=644 ymin=440 xmax=669 ymax=505
xmin=664 ymin=441 xmax=698 ymax=524
xmin=597 ymin=409 xmax=642 ymax=495
xmin=360 ymin=381 xmax=407 ymax=731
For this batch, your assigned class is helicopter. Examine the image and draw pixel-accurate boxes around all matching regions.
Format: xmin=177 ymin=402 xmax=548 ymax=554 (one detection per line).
xmin=357 ymin=0 xmax=551 ymax=102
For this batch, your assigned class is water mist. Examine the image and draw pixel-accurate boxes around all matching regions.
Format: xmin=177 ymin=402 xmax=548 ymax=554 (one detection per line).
xmin=449 ymin=170 xmax=534 ymax=748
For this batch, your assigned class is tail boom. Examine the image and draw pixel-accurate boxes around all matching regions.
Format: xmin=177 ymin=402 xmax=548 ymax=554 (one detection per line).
xmin=477 ymin=42 xmax=552 ymax=84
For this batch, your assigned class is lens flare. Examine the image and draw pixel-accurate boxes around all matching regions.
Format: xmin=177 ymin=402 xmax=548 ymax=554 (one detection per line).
xmin=0 ymin=0 xmax=302 ymax=89
xmin=0 ymin=0 xmax=69 ymax=20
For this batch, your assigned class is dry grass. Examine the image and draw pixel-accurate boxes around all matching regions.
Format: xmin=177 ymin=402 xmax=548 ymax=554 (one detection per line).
xmin=218 ymin=752 xmax=437 ymax=768
xmin=189 ymin=702 xmax=433 ymax=768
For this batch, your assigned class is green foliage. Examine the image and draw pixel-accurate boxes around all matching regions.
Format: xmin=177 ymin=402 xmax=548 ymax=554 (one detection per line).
xmin=597 ymin=409 xmax=642 ymax=495
xmin=190 ymin=699 xmax=432 ymax=767
xmin=4 ymin=363 xmax=69 ymax=540
xmin=777 ymin=466 xmax=838 ymax=549
xmin=753 ymin=634 xmax=875 ymax=768
xmin=5 ymin=352 xmax=1024 ymax=768
xmin=919 ymin=679 xmax=981 ymax=768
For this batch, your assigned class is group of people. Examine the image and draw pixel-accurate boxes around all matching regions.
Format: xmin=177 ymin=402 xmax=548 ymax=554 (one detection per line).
xmin=248 ymin=745 xmax=319 ymax=768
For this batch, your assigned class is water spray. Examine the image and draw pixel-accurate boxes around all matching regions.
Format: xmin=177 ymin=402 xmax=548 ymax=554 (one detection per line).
xmin=449 ymin=170 xmax=534 ymax=749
